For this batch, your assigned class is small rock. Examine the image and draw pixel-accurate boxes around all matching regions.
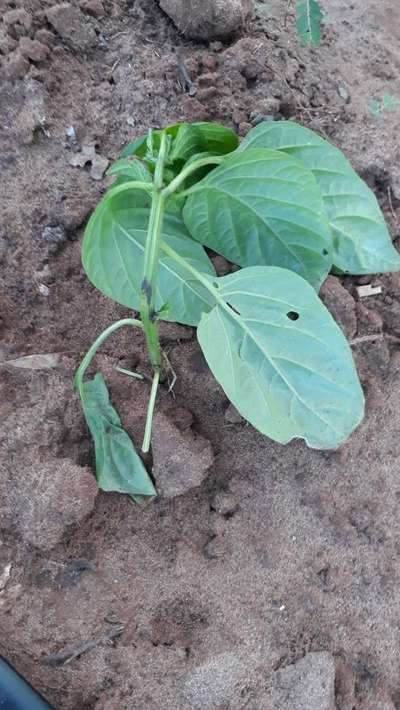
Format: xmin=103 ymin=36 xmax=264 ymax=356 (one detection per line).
xmin=160 ymin=0 xmax=254 ymax=40
xmin=79 ymin=0 xmax=105 ymax=17
xmin=35 ymin=29 xmax=56 ymax=47
xmin=211 ymin=491 xmax=238 ymax=516
xmin=224 ymin=402 xmax=244 ymax=424
xmin=46 ymin=3 xmax=97 ymax=51
xmin=68 ymin=143 xmax=109 ymax=180
xmin=152 ymin=412 xmax=214 ymax=498
xmin=250 ymin=97 xmax=281 ymax=118
xmin=264 ymin=652 xmax=335 ymax=710
xmin=338 ymin=85 xmax=350 ymax=102
xmin=19 ymin=37 xmax=50 ymax=63
xmin=3 ymin=8 xmax=32 ymax=31
xmin=4 ymin=50 xmax=29 ymax=80
xmin=320 ymin=275 xmax=357 ymax=339
xmin=90 ymin=153 xmax=109 ymax=181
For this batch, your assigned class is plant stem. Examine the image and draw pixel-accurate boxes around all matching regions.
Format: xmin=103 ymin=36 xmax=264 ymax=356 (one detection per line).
xmin=162 ymin=155 xmax=224 ymax=198
xmin=74 ymin=318 xmax=143 ymax=394
xmin=140 ymin=131 xmax=168 ymax=372
xmin=138 ymin=131 xmax=169 ymax=452
xmin=142 ymin=369 xmax=160 ymax=453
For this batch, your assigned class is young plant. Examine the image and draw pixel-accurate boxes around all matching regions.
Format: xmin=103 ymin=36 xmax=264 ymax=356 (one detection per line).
xmin=75 ymin=120 xmax=400 ymax=501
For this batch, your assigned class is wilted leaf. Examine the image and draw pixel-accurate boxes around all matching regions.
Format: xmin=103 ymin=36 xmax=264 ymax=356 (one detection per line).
xmin=80 ymin=373 xmax=156 ymax=503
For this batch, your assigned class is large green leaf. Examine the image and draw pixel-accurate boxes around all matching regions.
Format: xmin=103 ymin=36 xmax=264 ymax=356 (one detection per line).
xmin=238 ymin=121 xmax=400 ymax=274
xmin=197 ymin=266 xmax=364 ymax=449
xmin=82 ymin=201 xmax=216 ymax=326
xmin=295 ymin=0 xmax=323 ymax=46
xmin=81 ymin=373 xmax=156 ymax=503
xmin=183 ymin=148 xmax=332 ymax=289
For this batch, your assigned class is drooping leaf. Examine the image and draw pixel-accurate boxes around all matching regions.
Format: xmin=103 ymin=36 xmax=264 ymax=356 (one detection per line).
xmin=238 ymin=121 xmax=400 ymax=274
xmin=295 ymin=0 xmax=323 ymax=46
xmin=82 ymin=201 xmax=216 ymax=326
xmin=81 ymin=373 xmax=156 ymax=503
xmin=183 ymin=148 xmax=332 ymax=289
xmin=197 ymin=266 xmax=364 ymax=449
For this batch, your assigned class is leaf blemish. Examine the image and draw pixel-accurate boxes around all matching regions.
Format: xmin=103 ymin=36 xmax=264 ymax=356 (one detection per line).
xmin=287 ymin=311 xmax=299 ymax=321
xmin=227 ymin=302 xmax=241 ymax=316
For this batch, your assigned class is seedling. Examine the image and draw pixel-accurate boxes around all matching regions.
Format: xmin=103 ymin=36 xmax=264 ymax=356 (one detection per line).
xmin=75 ymin=120 xmax=400 ymax=500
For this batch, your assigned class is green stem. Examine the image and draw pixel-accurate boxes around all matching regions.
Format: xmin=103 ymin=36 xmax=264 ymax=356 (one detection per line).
xmin=74 ymin=318 xmax=143 ymax=394
xmin=137 ymin=131 xmax=169 ymax=452
xmin=162 ymin=155 xmax=224 ymax=198
xmin=139 ymin=131 xmax=168 ymax=372
xmin=142 ymin=370 xmax=160 ymax=453
xmin=161 ymin=241 xmax=221 ymax=299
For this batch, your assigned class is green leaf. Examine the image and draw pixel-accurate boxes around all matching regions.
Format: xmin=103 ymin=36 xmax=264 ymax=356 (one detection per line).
xmin=121 ymin=122 xmax=238 ymax=162
xmin=106 ymin=157 xmax=152 ymax=182
xmin=82 ymin=201 xmax=216 ymax=326
xmin=183 ymin=148 xmax=332 ymax=289
xmin=81 ymin=373 xmax=156 ymax=503
xmin=191 ymin=122 xmax=239 ymax=155
xmin=121 ymin=134 xmax=148 ymax=159
xmin=295 ymin=0 xmax=323 ymax=46
xmin=197 ymin=266 xmax=364 ymax=449
xmin=238 ymin=121 xmax=400 ymax=274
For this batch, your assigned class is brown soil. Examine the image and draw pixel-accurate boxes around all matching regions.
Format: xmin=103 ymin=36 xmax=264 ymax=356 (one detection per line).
xmin=1 ymin=1 xmax=400 ymax=708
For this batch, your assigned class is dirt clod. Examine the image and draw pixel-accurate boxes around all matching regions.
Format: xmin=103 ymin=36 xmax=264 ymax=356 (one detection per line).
xmin=160 ymin=0 xmax=254 ymax=40
xmin=264 ymin=652 xmax=336 ymax=709
xmin=46 ymin=3 xmax=97 ymax=51
xmin=18 ymin=37 xmax=50 ymax=63
xmin=152 ymin=412 xmax=214 ymax=498
xmin=79 ymin=0 xmax=105 ymax=18
xmin=320 ymin=275 xmax=357 ymax=339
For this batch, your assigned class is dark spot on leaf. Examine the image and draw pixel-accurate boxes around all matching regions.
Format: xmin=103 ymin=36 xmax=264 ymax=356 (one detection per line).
xmin=287 ymin=311 xmax=299 ymax=321
xmin=322 ymin=248 xmax=329 ymax=255
xmin=213 ymin=282 xmax=220 ymax=289
xmin=227 ymin=302 xmax=241 ymax=315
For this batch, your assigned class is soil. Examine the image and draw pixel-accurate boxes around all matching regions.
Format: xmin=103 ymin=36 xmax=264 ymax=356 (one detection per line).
xmin=1 ymin=1 xmax=400 ymax=708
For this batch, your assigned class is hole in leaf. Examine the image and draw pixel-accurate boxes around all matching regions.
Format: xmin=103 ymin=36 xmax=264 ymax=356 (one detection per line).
xmin=227 ymin=302 xmax=241 ymax=315
xmin=322 ymin=248 xmax=329 ymax=256
xmin=287 ymin=311 xmax=299 ymax=321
